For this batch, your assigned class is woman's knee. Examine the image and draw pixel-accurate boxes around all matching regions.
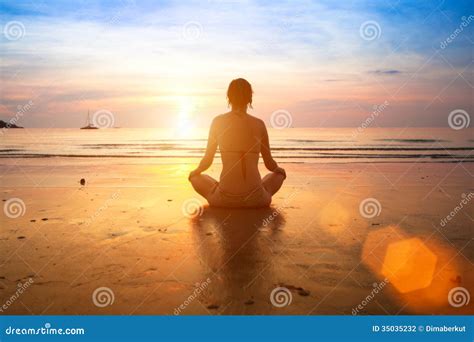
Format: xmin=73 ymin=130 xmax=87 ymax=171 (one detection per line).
xmin=262 ymin=172 xmax=284 ymax=195
xmin=189 ymin=174 xmax=217 ymax=195
xmin=189 ymin=174 xmax=209 ymax=190
xmin=188 ymin=173 xmax=201 ymax=184
xmin=272 ymin=171 xmax=286 ymax=183
xmin=189 ymin=173 xmax=210 ymax=183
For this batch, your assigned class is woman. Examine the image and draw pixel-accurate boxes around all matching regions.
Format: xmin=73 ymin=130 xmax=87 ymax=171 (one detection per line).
xmin=188 ymin=78 xmax=286 ymax=208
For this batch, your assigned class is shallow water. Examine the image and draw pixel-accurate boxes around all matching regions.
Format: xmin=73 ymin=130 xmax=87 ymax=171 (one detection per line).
xmin=1 ymin=127 xmax=472 ymax=163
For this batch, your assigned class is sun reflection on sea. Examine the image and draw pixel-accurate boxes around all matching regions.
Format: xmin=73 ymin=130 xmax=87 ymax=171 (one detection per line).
xmin=174 ymin=96 xmax=198 ymax=138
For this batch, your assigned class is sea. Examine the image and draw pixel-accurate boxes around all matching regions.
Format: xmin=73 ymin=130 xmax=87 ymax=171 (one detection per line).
xmin=1 ymin=127 xmax=472 ymax=164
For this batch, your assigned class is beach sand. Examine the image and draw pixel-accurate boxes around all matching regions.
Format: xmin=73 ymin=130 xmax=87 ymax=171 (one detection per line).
xmin=0 ymin=160 xmax=473 ymax=315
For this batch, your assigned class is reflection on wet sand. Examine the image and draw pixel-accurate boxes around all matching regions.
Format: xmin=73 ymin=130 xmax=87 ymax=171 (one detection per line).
xmin=191 ymin=206 xmax=285 ymax=314
xmin=0 ymin=163 xmax=471 ymax=315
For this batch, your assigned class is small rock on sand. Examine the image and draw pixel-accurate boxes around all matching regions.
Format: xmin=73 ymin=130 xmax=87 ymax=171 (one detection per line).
xmin=80 ymin=178 xmax=86 ymax=186
xmin=207 ymin=304 xmax=219 ymax=310
xmin=298 ymin=289 xmax=310 ymax=296
xmin=17 ymin=236 xmax=26 ymax=240
xmin=244 ymin=299 xmax=255 ymax=305
xmin=280 ymin=284 xmax=311 ymax=297
xmin=41 ymin=218 xmax=48 ymax=221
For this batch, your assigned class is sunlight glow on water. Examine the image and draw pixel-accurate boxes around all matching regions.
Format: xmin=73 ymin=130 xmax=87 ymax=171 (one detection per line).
xmin=1 ymin=128 xmax=472 ymax=163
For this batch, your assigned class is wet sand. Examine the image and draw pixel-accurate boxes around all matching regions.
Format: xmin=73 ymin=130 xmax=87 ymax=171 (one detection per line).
xmin=0 ymin=160 xmax=473 ymax=315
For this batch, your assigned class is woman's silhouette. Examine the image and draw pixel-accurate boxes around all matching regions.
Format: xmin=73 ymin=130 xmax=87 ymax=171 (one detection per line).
xmin=189 ymin=78 xmax=286 ymax=208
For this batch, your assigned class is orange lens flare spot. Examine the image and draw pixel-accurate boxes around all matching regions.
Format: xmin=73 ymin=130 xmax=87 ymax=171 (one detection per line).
xmin=381 ymin=238 xmax=437 ymax=293
xmin=361 ymin=225 xmax=406 ymax=275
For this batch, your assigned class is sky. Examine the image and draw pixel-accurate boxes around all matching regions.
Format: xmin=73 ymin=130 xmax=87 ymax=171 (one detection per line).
xmin=0 ymin=0 xmax=473 ymax=128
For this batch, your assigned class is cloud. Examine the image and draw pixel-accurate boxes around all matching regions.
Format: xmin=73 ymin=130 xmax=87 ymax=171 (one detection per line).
xmin=369 ymin=69 xmax=403 ymax=75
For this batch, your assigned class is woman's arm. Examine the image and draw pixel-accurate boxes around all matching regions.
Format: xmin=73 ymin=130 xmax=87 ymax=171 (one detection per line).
xmin=260 ymin=122 xmax=286 ymax=177
xmin=189 ymin=119 xmax=218 ymax=178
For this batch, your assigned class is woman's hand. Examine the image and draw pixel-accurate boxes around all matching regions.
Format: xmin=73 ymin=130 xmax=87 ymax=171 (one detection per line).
xmin=273 ymin=166 xmax=286 ymax=179
xmin=188 ymin=169 xmax=201 ymax=180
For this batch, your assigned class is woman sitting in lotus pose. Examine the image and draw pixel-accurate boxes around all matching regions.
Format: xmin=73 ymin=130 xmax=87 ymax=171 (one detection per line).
xmin=188 ymin=78 xmax=286 ymax=208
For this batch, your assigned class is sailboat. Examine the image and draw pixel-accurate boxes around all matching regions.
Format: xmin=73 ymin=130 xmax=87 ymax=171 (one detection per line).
xmin=80 ymin=110 xmax=98 ymax=129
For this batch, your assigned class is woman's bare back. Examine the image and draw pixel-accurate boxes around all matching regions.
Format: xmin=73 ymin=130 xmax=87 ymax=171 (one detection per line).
xmin=213 ymin=112 xmax=264 ymax=193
